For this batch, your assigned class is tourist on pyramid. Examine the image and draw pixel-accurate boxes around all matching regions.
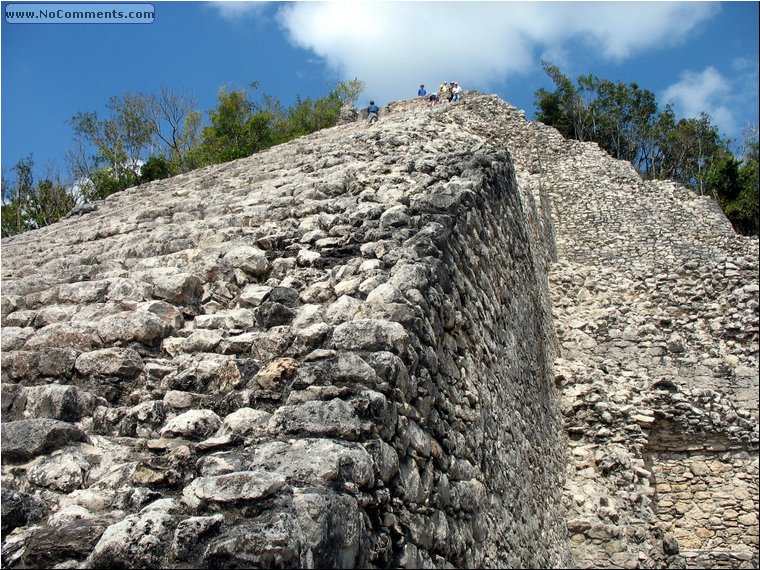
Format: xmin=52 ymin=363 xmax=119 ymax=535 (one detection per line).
xmin=367 ymin=100 xmax=380 ymax=124
xmin=418 ymin=84 xmax=427 ymax=97
xmin=452 ymin=82 xmax=463 ymax=102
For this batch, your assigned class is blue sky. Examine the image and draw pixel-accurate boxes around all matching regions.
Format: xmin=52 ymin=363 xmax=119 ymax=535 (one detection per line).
xmin=1 ymin=1 xmax=758 ymax=180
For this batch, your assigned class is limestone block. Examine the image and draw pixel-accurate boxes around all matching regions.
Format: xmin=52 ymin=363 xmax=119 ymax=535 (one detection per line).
xmin=85 ymin=510 xmax=178 ymax=568
xmin=451 ymin=479 xmax=487 ymax=513
xmin=202 ymin=513 xmax=302 ymax=568
xmin=220 ymin=407 xmax=272 ymax=438
xmin=2 ymin=326 xmax=35 ymax=352
xmin=160 ymin=409 xmax=222 ymax=441
xmin=96 ymin=310 xmax=170 ymax=344
xmin=75 ymin=347 xmax=144 ymax=379
xmin=149 ymin=272 xmax=203 ymax=305
xmin=2 ymin=309 xmax=36 ymax=327
xmin=293 ymin=490 xmax=367 ymax=568
xmin=119 ymin=400 xmax=166 ymax=438
xmin=36 ymin=346 xmax=79 ymax=378
xmin=171 ymin=514 xmax=225 ymax=561
xmin=24 ymin=322 xmax=99 ymax=351
xmin=248 ymin=438 xmax=374 ymax=487
xmin=300 ymin=282 xmax=334 ymax=304
xmin=297 ymin=249 xmax=321 ymax=266
xmin=1 ymin=419 xmax=89 ymax=464
xmin=105 ymin=278 xmax=153 ymax=302
xmin=146 ymin=300 xmax=184 ymax=332
xmin=0 ymin=489 xmax=48 ymax=537
xmin=324 ymin=295 xmax=362 ymax=324
xmin=162 ymin=390 xmax=207 ymax=411
xmin=366 ymin=282 xmax=405 ymax=305
xmin=181 ymin=329 xmax=224 ymax=353
xmin=254 ymin=357 xmax=300 ymax=390
xmin=223 ymin=246 xmax=269 ymax=276
xmin=21 ymin=517 xmax=110 ymax=568
xmin=364 ymin=439 xmax=400 ymax=483
xmin=181 ymin=470 xmax=288 ymax=509
xmin=397 ymin=458 xmax=425 ymax=504
xmin=332 ymin=318 xmax=409 ymax=353
xmin=28 ymin=449 xmax=91 ymax=493
xmin=254 ymin=302 xmax=296 ymax=329
xmin=33 ymin=304 xmax=77 ymax=327
xmin=196 ymin=451 xmax=250 ymax=477
xmin=224 ymin=308 xmax=255 ymax=330
xmin=268 ymin=398 xmax=362 ymax=440
xmin=17 ymin=384 xmax=80 ymax=421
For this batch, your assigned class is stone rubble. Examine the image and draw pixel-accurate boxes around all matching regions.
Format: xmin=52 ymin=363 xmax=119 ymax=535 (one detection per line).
xmin=1 ymin=92 xmax=757 ymax=569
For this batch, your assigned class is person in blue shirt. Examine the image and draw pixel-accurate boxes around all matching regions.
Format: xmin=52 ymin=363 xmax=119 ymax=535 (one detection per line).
xmin=418 ymin=84 xmax=427 ymax=97
xmin=367 ymin=100 xmax=380 ymax=124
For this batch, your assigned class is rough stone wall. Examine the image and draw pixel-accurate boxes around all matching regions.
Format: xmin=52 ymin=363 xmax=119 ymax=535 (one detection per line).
xmin=1 ymin=92 xmax=757 ymax=569
xmin=1 ymin=97 xmax=570 ymax=568
xmin=453 ymin=94 xmax=759 ymax=569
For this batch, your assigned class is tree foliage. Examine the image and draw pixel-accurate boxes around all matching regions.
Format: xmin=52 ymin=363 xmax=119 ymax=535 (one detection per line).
xmin=68 ymin=92 xmax=154 ymax=201
xmin=535 ymin=62 xmax=758 ymax=235
xmin=706 ymin=128 xmax=759 ymax=235
xmin=5 ymin=79 xmax=365 ymax=237
xmin=2 ymin=156 xmax=75 ymax=237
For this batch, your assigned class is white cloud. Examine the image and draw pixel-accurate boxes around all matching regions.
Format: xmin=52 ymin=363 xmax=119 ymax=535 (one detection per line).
xmin=662 ymin=66 xmax=750 ymax=136
xmin=274 ymin=1 xmax=719 ymax=104
xmin=662 ymin=67 xmax=730 ymax=117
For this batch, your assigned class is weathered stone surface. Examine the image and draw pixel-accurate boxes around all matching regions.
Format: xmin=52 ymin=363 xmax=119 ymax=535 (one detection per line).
xmin=28 ymin=449 xmax=91 ymax=492
xmin=21 ymin=518 xmax=110 ymax=568
xmin=239 ymin=284 xmax=272 ymax=307
xmin=84 ymin=510 xmax=178 ymax=568
xmin=75 ymin=347 xmax=144 ymax=378
xmin=171 ymin=514 xmax=225 ymax=561
xmin=1 ymin=490 xmax=48 ymax=537
xmin=160 ymin=409 xmax=222 ymax=440
xmin=10 ymin=384 xmax=80 ymax=421
xmin=149 ymin=272 xmax=203 ymax=305
xmin=223 ymin=246 xmax=269 ymax=276
xmin=268 ymin=398 xmax=363 ymax=440
xmin=181 ymin=470 xmax=288 ymax=509
xmin=220 ymin=407 xmax=272 ymax=438
xmin=203 ymin=513 xmax=303 ymax=568
xmin=1 ymin=419 xmax=88 ymax=464
xmin=332 ymin=319 xmax=409 ymax=353
xmin=1 ymin=92 xmax=756 ymax=570
xmin=248 ymin=438 xmax=374 ymax=488
xmin=24 ymin=322 xmax=99 ymax=351
xmin=293 ymin=489 xmax=368 ymax=568
xmin=96 ymin=309 xmax=171 ymax=344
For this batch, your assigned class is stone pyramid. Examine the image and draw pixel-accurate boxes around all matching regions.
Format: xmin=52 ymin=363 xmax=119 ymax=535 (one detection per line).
xmin=2 ymin=93 xmax=757 ymax=569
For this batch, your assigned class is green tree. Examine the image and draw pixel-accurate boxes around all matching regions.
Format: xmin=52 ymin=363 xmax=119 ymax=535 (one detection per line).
xmin=144 ymin=88 xmax=202 ymax=173
xmin=588 ymin=77 xmax=658 ymax=165
xmin=335 ymin=78 xmax=364 ymax=106
xmin=69 ymin=92 xmax=155 ymax=200
xmin=192 ymin=79 xmax=365 ymax=165
xmin=192 ymin=84 xmax=275 ymax=165
xmin=658 ymin=112 xmax=726 ymax=195
xmin=139 ymin=156 xmax=172 ymax=183
xmin=2 ymin=156 xmax=75 ymax=237
xmin=535 ymin=66 xmax=588 ymax=138
xmin=708 ymin=127 xmax=760 ymax=235
xmin=535 ymin=61 xmax=593 ymax=140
